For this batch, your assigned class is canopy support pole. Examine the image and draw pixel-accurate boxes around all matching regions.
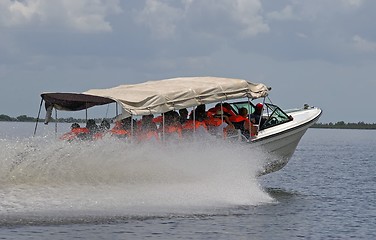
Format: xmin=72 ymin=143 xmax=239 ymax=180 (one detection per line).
xmin=262 ymin=97 xmax=267 ymax=124
xmin=33 ymin=98 xmax=43 ymax=137
xmin=248 ymin=97 xmax=252 ymax=122
xmin=220 ymin=101 xmax=224 ymax=138
xmin=105 ymin=104 xmax=109 ymax=119
xmin=248 ymin=97 xmax=256 ymax=135
xmin=55 ymin=108 xmax=58 ymax=138
xmin=162 ymin=112 xmax=165 ymax=142
xmin=85 ymin=103 xmax=88 ymax=122
xmin=193 ymin=106 xmax=196 ymax=134
xmin=220 ymin=101 xmax=224 ymax=123
xmin=130 ymin=114 xmax=134 ymax=143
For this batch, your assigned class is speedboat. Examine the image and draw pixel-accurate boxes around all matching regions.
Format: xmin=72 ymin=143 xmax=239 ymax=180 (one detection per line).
xmin=35 ymin=77 xmax=322 ymax=175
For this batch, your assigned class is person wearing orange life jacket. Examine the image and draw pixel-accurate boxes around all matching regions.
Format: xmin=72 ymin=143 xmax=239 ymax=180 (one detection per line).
xmin=250 ymin=103 xmax=265 ymax=126
xmin=206 ymin=104 xmax=222 ymax=126
xmin=110 ymin=117 xmax=134 ymax=139
xmin=82 ymin=119 xmax=100 ymax=140
xmin=207 ymin=102 xmax=236 ymax=119
xmin=60 ymin=123 xmax=90 ymax=141
xmin=182 ymin=104 xmax=208 ymax=136
xmin=229 ymin=107 xmax=258 ymax=138
xmin=93 ymin=119 xmax=111 ymax=140
xmin=205 ymin=103 xmax=235 ymax=136
xmin=162 ymin=110 xmax=183 ymax=140
xmin=178 ymin=108 xmax=188 ymax=125
xmin=206 ymin=103 xmax=236 ymax=126
xmin=136 ymin=114 xmax=159 ymax=142
xmin=153 ymin=115 xmax=163 ymax=124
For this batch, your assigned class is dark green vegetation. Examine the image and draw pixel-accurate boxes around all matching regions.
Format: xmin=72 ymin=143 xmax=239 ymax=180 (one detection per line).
xmin=1 ymin=114 xmax=375 ymax=129
xmin=0 ymin=114 xmax=100 ymax=124
xmin=311 ymin=121 xmax=376 ymax=130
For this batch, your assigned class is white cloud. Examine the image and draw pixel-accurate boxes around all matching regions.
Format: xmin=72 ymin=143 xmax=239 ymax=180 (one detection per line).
xmin=0 ymin=0 xmax=41 ymax=26
xmin=267 ymin=5 xmax=297 ymax=21
xmin=266 ymin=0 xmax=365 ymax=23
xmin=0 ymin=0 xmax=122 ymax=33
xmin=340 ymin=0 xmax=364 ymax=8
xmin=230 ymin=0 xmax=269 ymax=36
xmin=135 ymin=0 xmax=268 ymax=40
xmin=352 ymin=35 xmax=376 ymax=52
xmin=135 ymin=0 xmax=183 ymax=39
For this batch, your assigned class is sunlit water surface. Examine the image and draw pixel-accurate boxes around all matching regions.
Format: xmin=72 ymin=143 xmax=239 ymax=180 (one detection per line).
xmin=0 ymin=122 xmax=375 ymax=239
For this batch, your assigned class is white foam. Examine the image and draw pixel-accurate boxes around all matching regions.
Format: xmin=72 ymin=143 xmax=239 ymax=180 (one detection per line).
xmin=0 ymin=136 xmax=273 ymax=216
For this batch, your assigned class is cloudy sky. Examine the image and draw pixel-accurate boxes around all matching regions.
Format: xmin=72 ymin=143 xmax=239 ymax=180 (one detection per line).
xmin=0 ymin=0 xmax=375 ymax=123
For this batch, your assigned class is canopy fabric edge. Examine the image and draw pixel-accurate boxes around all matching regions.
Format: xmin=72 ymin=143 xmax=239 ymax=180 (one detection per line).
xmin=41 ymin=92 xmax=115 ymax=111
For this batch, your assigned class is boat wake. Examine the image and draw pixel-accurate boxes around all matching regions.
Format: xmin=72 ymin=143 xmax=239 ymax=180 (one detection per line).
xmin=0 ymin=136 xmax=273 ymax=217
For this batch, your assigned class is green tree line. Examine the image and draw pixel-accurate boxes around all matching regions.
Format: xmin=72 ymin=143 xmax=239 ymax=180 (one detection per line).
xmin=0 ymin=114 xmax=98 ymax=123
xmin=311 ymin=121 xmax=376 ymax=130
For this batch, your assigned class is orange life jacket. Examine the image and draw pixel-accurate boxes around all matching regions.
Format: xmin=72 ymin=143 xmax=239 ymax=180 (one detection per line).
xmin=229 ymin=115 xmax=257 ymax=137
xmin=164 ymin=125 xmax=183 ymax=138
xmin=229 ymin=115 xmax=248 ymax=123
xmin=110 ymin=122 xmax=129 ymax=138
xmin=137 ymin=130 xmax=159 ymax=142
xmin=110 ymin=128 xmax=128 ymax=136
xmin=93 ymin=130 xmax=109 ymax=140
xmin=207 ymin=106 xmax=236 ymax=117
xmin=182 ymin=120 xmax=208 ymax=130
xmin=60 ymin=128 xmax=90 ymax=141
xmin=205 ymin=116 xmax=224 ymax=127
xmin=153 ymin=115 xmax=163 ymax=123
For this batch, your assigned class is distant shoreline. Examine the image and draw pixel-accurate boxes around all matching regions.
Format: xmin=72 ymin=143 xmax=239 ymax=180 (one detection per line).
xmin=1 ymin=114 xmax=375 ymax=130
xmin=310 ymin=123 xmax=376 ymax=130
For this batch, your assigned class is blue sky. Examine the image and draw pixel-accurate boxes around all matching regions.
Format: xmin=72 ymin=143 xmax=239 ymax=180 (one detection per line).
xmin=0 ymin=0 xmax=375 ymax=123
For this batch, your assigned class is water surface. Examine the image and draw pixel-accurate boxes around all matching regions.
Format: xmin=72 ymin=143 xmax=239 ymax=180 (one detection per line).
xmin=0 ymin=123 xmax=375 ymax=239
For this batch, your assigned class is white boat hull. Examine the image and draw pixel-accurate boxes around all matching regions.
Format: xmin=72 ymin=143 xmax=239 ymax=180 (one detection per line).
xmin=250 ymin=107 xmax=322 ymax=175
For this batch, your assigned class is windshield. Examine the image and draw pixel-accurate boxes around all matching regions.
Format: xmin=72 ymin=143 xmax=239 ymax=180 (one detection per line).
xmin=230 ymin=101 xmax=292 ymax=130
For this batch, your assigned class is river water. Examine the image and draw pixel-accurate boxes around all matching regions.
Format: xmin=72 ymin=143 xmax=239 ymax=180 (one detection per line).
xmin=0 ymin=122 xmax=375 ymax=239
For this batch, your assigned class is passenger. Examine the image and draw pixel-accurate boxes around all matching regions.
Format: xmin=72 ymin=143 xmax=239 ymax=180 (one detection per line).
xmin=205 ymin=108 xmax=235 ymax=137
xmin=182 ymin=105 xmax=208 ymax=135
xmin=207 ymin=103 xmax=236 ymax=117
xmin=93 ymin=119 xmax=111 ymax=139
xmin=121 ymin=117 xmax=136 ymax=131
xmin=207 ymin=102 xmax=237 ymax=118
xmin=82 ymin=119 xmax=99 ymax=140
xmin=206 ymin=103 xmax=235 ymax=124
xmin=194 ymin=104 xmax=207 ymax=121
xmin=99 ymin=119 xmax=111 ymax=131
xmin=152 ymin=115 xmax=163 ymax=124
xmin=60 ymin=122 xmax=89 ymax=141
xmin=163 ymin=110 xmax=183 ymax=140
xmin=207 ymin=103 xmax=220 ymax=117
xmin=137 ymin=114 xmax=159 ymax=142
xmin=250 ymin=103 xmax=264 ymax=125
xmin=205 ymin=103 xmax=236 ymax=136
xmin=229 ymin=107 xmax=257 ymax=138
xmin=178 ymin=108 xmax=188 ymax=124
xmin=110 ymin=117 xmax=134 ymax=139
xmin=86 ymin=119 xmax=98 ymax=133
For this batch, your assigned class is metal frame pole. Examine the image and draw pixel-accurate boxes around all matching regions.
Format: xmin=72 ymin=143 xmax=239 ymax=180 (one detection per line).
xmin=55 ymin=108 xmax=58 ymax=137
xmin=33 ymin=98 xmax=43 ymax=137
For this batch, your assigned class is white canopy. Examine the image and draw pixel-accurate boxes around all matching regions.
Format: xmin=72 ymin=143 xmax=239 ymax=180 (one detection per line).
xmin=83 ymin=77 xmax=269 ymax=118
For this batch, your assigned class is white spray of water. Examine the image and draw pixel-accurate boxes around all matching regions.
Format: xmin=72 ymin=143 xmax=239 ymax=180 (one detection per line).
xmin=0 ymin=136 xmax=273 ymax=216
